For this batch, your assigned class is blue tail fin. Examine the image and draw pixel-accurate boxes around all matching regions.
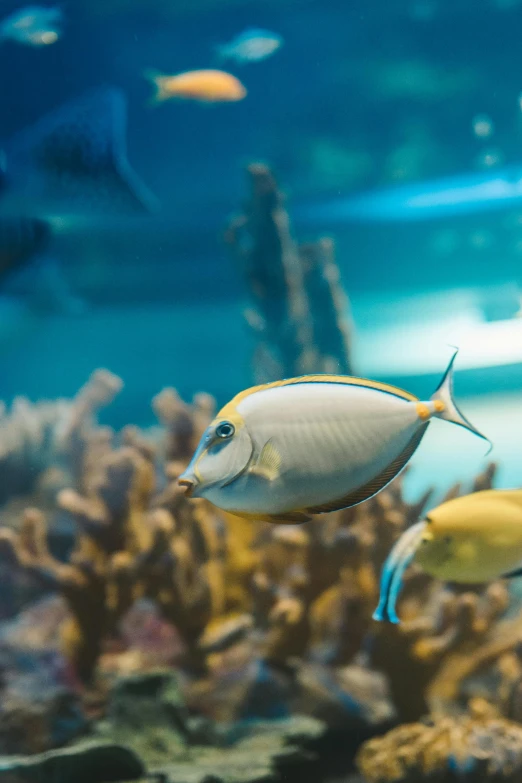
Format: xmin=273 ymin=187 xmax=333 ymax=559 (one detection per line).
xmin=373 ymin=520 xmax=427 ymax=624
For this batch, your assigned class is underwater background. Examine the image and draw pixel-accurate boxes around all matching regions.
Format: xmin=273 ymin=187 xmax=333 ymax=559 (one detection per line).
xmin=3 ymin=1 xmax=522 ymax=782
xmin=3 ymin=0 xmax=522 ymax=495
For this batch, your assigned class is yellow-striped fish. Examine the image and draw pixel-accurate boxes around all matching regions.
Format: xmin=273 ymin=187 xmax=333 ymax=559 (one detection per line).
xmin=374 ymin=489 xmax=522 ymax=624
xmin=178 ymin=351 xmax=489 ymax=525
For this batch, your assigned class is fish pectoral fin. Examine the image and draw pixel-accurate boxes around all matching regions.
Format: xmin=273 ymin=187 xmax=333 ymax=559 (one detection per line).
xmin=503 ymin=565 xmax=522 ymax=579
xmin=305 ymin=422 xmax=430 ymax=514
xmin=249 ymin=439 xmax=282 ymax=481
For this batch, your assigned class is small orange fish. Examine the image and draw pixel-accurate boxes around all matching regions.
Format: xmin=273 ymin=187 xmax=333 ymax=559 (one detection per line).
xmin=145 ymin=69 xmax=247 ymax=104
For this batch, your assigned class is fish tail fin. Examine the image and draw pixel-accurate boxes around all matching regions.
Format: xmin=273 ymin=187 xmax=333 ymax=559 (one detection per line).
xmin=4 ymin=86 xmax=159 ymax=215
xmin=430 ymin=348 xmax=492 ymax=454
xmin=373 ymin=520 xmax=427 ymax=624
xmin=144 ymin=69 xmax=169 ymax=104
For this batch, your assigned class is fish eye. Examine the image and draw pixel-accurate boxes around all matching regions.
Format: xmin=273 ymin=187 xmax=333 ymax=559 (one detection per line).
xmin=216 ymin=421 xmax=235 ymax=439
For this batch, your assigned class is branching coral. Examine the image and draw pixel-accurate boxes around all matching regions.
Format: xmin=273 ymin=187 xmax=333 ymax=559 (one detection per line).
xmin=184 ymin=463 xmax=521 ymax=730
xmin=357 ymin=701 xmax=522 ymax=782
xmin=0 ymin=370 xmax=520 ymax=764
xmin=0 ymin=436 xmax=229 ymax=682
xmin=225 ymin=163 xmax=354 ymax=383
xmin=152 ymin=387 xmax=215 ymax=464
xmin=0 ymin=368 xmax=122 ymax=510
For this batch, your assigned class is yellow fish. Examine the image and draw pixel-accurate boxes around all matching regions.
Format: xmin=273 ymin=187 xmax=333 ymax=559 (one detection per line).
xmin=145 ymin=69 xmax=247 ymax=104
xmin=374 ymin=489 xmax=522 ymax=624
xmin=178 ymin=351 xmax=489 ymax=525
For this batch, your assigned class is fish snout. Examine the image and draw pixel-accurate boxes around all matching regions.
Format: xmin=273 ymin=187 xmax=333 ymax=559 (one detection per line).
xmin=178 ymin=475 xmax=198 ymax=498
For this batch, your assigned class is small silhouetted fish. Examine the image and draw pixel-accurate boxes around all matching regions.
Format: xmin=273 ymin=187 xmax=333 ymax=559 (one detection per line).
xmin=216 ymin=28 xmax=283 ymax=64
xmin=1 ymin=86 xmax=159 ymax=219
xmin=0 ymin=5 xmax=62 ymax=46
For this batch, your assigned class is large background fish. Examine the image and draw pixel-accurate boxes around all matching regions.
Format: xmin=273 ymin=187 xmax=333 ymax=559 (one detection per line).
xmin=0 ymin=86 xmax=158 ymax=220
xmin=0 ymin=87 xmax=159 ymax=324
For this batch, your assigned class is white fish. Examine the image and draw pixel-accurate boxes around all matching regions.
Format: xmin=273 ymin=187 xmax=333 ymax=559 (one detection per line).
xmin=0 ymin=6 xmax=62 ymax=46
xmin=216 ymin=28 xmax=283 ymax=64
xmin=178 ymin=351 xmax=490 ymax=525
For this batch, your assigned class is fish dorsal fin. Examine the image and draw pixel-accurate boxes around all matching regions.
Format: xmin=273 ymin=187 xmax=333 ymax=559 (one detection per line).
xmin=249 ymin=439 xmax=282 ymax=481
xmin=274 ymin=375 xmax=417 ymax=402
xmin=305 ymin=422 xmax=430 ymax=514
xmin=219 ymin=374 xmax=418 ymax=418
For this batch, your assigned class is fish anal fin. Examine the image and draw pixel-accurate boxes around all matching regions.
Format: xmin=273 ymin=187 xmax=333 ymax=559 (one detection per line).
xmin=265 ymin=511 xmax=312 ymax=525
xmin=306 ymin=422 xmax=430 ymax=514
xmin=249 ymin=439 xmax=282 ymax=481
xmin=228 ymin=509 xmax=311 ymax=525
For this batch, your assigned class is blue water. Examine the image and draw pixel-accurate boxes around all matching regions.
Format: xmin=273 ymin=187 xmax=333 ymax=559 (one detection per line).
xmin=2 ymin=0 xmax=522 ymax=497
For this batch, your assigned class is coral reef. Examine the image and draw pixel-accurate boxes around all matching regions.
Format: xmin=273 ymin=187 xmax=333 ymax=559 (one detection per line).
xmin=0 ymin=447 xmax=229 ymax=683
xmin=0 ymin=595 xmax=85 ymax=755
xmin=0 ymin=368 xmax=122 ymax=514
xmin=357 ymin=700 xmax=522 ymax=783
xmin=225 ymin=163 xmax=354 ymax=383
xmin=2 ymin=374 xmax=522 ymax=782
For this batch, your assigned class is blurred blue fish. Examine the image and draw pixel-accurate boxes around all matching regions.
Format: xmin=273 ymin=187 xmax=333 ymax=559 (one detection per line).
xmin=0 ymin=87 xmax=158 ymax=332
xmin=216 ymin=28 xmax=283 ymax=64
xmin=1 ymin=86 xmax=158 ymax=221
xmin=0 ymin=5 xmax=62 ymax=46
xmin=298 ymin=166 xmax=522 ymax=224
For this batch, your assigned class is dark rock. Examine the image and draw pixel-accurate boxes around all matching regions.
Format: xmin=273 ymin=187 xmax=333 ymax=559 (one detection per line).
xmin=0 ymin=740 xmax=144 ymax=782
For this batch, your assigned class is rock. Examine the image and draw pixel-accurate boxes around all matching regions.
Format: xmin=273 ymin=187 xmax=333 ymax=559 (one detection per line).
xmin=0 ymin=740 xmax=144 ymax=782
xmin=95 ymin=670 xmax=194 ymax=766
xmin=0 ymin=597 xmax=85 ymax=754
xmin=95 ymin=670 xmax=326 ymax=783
xmin=155 ymin=715 xmax=325 ymax=783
